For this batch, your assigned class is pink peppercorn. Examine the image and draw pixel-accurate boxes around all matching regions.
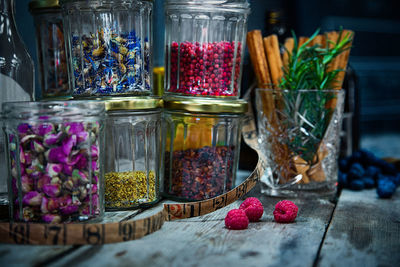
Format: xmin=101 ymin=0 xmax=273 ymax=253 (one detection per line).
xmin=168 ymin=41 xmax=242 ymax=97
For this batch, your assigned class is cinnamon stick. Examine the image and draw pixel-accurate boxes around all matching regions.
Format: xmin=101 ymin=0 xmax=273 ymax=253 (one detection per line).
xmin=299 ymin=36 xmax=309 ymax=47
xmin=263 ymin=34 xmax=283 ymax=88
xmin=333 ymin=30 xmax=354 ymax=89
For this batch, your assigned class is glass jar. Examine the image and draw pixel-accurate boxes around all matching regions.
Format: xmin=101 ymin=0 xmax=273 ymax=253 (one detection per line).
xmin=104 ymin=97 xmax=162 ymax=210
xmin=29 ymin=0 xmax=70 ymax=99
xmin=163 ymin=97 xmax=247 ymax=201
xmin=164 ymin=0 xmax=250 ymax=98
xmin=60 ymin=0 xmax=153 ymax=97
xmin=2 ymin=100 xmax=105 ymax=223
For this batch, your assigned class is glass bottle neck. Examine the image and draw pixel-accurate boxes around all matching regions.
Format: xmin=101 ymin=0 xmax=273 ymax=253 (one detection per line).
xmin=0 ymin=0 xmax=15 ymax=14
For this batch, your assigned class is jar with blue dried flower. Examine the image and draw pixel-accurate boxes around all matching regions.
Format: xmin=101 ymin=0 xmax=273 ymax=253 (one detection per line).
xmin=60 ymin=0 xmax=153 ymax=97
xmin=2 ymin=100 xmax=106 ymax=223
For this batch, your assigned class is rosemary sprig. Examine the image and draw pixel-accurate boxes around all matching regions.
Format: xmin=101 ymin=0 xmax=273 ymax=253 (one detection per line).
xmin=278 ymin=29 xmax=353 ymax=163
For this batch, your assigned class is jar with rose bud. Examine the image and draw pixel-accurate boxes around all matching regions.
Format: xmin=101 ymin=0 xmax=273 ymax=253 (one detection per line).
xmin=164 ymin=0 xmax=250 ymax=98
xmin=2 ymin=100 xmax=105 ymax=223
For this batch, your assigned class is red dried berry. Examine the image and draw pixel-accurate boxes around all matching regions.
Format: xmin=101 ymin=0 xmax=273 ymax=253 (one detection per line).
xmin=225 ymin=209 xmax=249 ymax=230
xmin=273 ymin=200 xmax=298 ymax=223
xmin=239 ymin=197 xmax=264 ymax=222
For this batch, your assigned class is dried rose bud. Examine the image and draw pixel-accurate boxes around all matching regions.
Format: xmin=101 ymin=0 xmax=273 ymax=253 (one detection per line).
xmin=46 ymin=163 xmax=63 ymax=177
xmin=34 ymin=123 xmax=54 ymax=136
xmin=75 ymin=154 xmax=88 ymax=170
xmin=17 ymin=123 xmax=30 ymax=134
xmin=41 ymin=196 xmax=49 ymax=213
xmin=63 ymin=178 xmax=74 ymax=191
xmin=19 ymin=147 xmax=25 ymax=164
xmin=23 ymin=207 xmax=35 ymax=222
xmin=43 ymin=132 xmax=64 ymax=146
xmin=20 ymin=134 xmax=38 ymax=144
xmin=77 ymin=131 xmax=88 ymax=143
xmin=31 ymin=139 xmax=45 ymax=153
xmin=64 ymin=122 xmax=84 ymax=135
xmin=51 ymin=177 xmax=61 ymax=184
xmin=22 ymin=191 xmax=43 ymax=206
xmin=90 ymin=184 xmax=98 ymax=194
xmin=42 ymin=214 xmax=61 ymax=223
xmin=60 ymin=204 xmax=79 ymax=215
xmin=72 ymin=169 xmax=89 ymax=184
xmin=92 ymin=160 xmax=98 ymax=172
xmin=47 ymin=147 xmax=68 ymax=163
xmin=37 ymin=175 xmax=51 ymax=191
xmin=62 ymin=135 xmax=77 ymax=156
xmin=79 ymin=186 xmax=88 ymax=200
xmin=63 ymin=164 xmax=73 ymax=176
xmin=24 ymin=151 xmax=33 ymax=165
xmin=43 ymin=184 xmax=61 ymax=198
xmin=91 ymin=145 xmax=98 ymax=159
xmin=21 ymin=175 xmax=33 ymax=193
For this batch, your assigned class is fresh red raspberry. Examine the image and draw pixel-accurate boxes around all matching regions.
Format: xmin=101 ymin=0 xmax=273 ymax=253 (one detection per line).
xmin=273 ymin=200 xmax=298 ymax=223
xmin=239 ymin=197 xmax=264 ymax=222
xmin=225 ymin=209 xmax=249 ymax=230
xmin=239 ymin=197 xmax=263 ymax=209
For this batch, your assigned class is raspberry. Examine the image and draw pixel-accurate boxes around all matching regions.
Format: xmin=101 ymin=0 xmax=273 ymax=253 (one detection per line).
xmin=225 ymin=209 xmax=249 ymax=230
xmin=239 ymin=197 xmax=263 ymax=222
xmin=273 ymin=200 xmax=298 ymax=223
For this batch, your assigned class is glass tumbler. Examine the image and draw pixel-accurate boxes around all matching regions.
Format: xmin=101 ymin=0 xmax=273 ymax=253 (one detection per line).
xmin=163 ymin=97 xmax=247 ymax=201
xmin=256 ymin=89 xmax=345 ymax=197
xmin=164 ymin=0 xmax=250 ymax=98
xmin=104 ymin=97 xmax=163 ymax=210
xmin=60 ymin=0 xmax=153 ymax=97
xmin=2 ymin=100 xmax=105 ymax=223
xmin=29 ymin=0 xmax=70 ymax=98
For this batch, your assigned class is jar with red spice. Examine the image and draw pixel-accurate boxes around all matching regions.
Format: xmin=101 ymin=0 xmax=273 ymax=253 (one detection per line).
xmin=162 ymin=97 xmax=247 ymax=201
xmin=164 ymin=0 xmax=250 ymax=98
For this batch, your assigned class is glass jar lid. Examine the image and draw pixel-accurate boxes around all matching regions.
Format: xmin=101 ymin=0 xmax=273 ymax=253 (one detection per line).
xmin=104 ymin=97 xmax=163 ymax=111
xmin=165 ymin=0 xmax=250 ymax=13
xmin=2 ymin=100 xmax=105 ymax=120
xmin=163 ymin=97 xmax=247 ymax=114
xmin=29 ymin=0 xmax=60 ymax=12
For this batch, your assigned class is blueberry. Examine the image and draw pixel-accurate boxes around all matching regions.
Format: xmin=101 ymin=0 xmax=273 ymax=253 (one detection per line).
xmin=365 ymin=166 xmax=381 ymax=180
xmin=348 ymin=163 xmax=365 ymax=180
xmin=377 ymin=179 xmax=396 ymax=198
xmin=392 ymin=173 xmax=400 ymax=186
xmin=349 ymin=179 xmax=365 ymax=190
xmin=362 ymin=176 xmax=375 ymax=189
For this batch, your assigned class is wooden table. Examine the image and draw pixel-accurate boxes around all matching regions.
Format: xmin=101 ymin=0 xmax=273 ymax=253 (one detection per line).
xmin=0 ymin=182 xmax=399 ymax=267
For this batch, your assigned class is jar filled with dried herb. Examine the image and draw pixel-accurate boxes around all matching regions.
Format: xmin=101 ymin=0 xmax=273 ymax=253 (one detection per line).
xmin=60 ymin=0 xmax=153 ymax=97
xmin=162 ymin=97 xmax=247 ymax=201
xmin=104 ymin=97 xmax=163 ymax=210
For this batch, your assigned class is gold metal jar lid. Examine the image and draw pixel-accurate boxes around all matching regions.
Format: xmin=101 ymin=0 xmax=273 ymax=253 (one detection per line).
xmin=104 ymin=97 xmax=163 ymax=111
xmin=29 ymin=0 xmax=60 ymax=11
xmin=163 ymin=97 xmax=248 ymax=114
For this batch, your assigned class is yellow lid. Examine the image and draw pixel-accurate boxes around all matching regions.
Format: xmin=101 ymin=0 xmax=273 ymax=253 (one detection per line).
xmin=29 ymin=0 xmax=60 ymax=11
xmin=104 ymin=97 xmax=163 ymax=111
xmin=163 ymin=96 xmax=247 ymax=114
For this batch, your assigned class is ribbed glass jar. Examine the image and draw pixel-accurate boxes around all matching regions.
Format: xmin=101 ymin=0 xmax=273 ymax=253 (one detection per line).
xmin=162 ymin=97 xmax=247 ymax=201
xmin=164 ymin=0 xmax=250 ymax=98
xmin=2 ymin=100 xmax=105 ymax=223
xmin=60 ymin=0 xmax=153 ymax=97
xmin=29 ymin=0 xmax=70 ymax=99
xmin=104 ymin=97 xmax=162 ymax=210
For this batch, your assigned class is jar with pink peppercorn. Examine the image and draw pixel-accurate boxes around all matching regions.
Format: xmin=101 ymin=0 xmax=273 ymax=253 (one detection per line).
xmin=165 ymin=0 xmax=250 ymax=98
xmin=2 ymin=100 xmax=105 ymax=223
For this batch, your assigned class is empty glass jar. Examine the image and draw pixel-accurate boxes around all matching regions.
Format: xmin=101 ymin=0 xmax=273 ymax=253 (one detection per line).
xmin=60 ymin=0 xmax=153 ymax=97
xmin=2 ymin=100 xmax=105 ymax=223
xmin=104 ymin=97 xmax=163 ymax=210
xmin=29 ymin=0 xmax=70 ymax=98
xmin=164 ymin=0 xmax=250 ymax=98
xmin=162 ymin=97 xmax=247 ymax=201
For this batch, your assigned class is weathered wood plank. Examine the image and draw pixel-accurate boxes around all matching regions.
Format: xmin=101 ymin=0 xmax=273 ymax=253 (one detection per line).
xmin=317 ymin=189 xmax=400 ymax=267
xmin=45 ymin=186 xmax=335 ymax=267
